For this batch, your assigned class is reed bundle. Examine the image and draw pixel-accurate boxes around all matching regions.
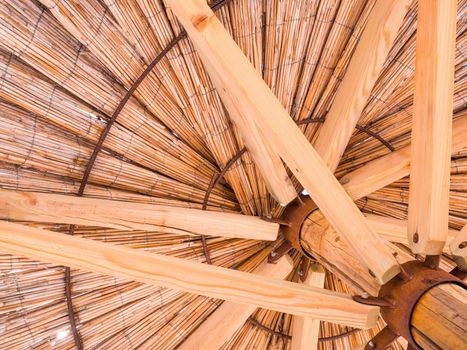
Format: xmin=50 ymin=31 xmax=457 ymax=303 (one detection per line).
xmin=0 ymin=0 xmax=465 ymax=349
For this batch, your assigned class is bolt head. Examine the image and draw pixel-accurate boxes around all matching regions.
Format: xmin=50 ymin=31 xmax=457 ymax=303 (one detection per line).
xmin=270 ymin=251 xmax=278 ymax=257
xmin=368 ymin=341 xmax=376 ymax=348
xmin=361 ymin=292 xmax=369 ymax=299
xmin=413 ymin=233 xmax=419 ymax=243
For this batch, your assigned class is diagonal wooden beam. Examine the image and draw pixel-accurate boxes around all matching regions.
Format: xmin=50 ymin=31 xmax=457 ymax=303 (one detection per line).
xmin=340 ymin=115 xmax=467 ymax=201
xmin=0 ymin=221 xmax=379 ymax=328
xmin=450 ymin=224 xmax=467 ymax=271
xmin=291 ymin=263 xmax=326 ymax=350
xmin=0 ymin=189 xmax=278 ymax=241
xmin=408 ymin=0 xmax=457 ymax=254
xmin=165 ymin=0 xmax=399 ymax=285
xmin=178 ymin=255 xmax=293 ymax=350
xmin=313 ymin=0 xmax=412 ymax=173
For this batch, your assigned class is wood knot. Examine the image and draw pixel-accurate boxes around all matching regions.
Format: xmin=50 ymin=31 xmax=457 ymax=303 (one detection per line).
xmin=192 ymin=14 xmax=211 ymax=31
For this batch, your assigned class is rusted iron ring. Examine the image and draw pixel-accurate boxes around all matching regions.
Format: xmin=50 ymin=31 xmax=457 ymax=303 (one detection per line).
xmin=355 ymin=260 xmax=466 ymax=349
xmin=277 ymin=195 xmax=317 ymax=257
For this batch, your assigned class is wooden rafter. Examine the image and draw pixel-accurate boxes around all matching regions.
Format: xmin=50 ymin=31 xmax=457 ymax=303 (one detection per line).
xmin=165 ymin=0 xmax=399 ymax=285
xmin=178 ymin=255 xmax=293 ymax=350
xmin=0 ymin=221 xmax=379 ymax=328
xmin=365 ymin=214 xmax=456 ymax=253
xmin=408 ymin=0 xmax=457 ymax=254
xmin=291 ymin=263 xmax=326 ymax=350
xmin=313 ymin=0 xmax=412 ymax=172
xmin=0 ymin=189 xmax=278 ymax=241
xmin=341 ymin=115 xmax=467 ymax=201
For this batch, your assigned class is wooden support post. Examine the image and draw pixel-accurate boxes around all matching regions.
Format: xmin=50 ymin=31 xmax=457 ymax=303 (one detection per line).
xmin=165 ymin=0 xmax=399 ymax=285
xmin=178 ymin=256 xmax=293 ymax=350
xmin=411 ymin=283 xmax=467 ymax=350
xmin=0 ymin=189 xmax=278 ymax=241
xmin=408 ymin=0 xmax=457 ymax=254
xmin=291 ymin=263 xmax=326 ymax=350
xmin=450 ymin=224 xmax=467 ymax=271
xmin=0 ymin=221 xmax=379 ymax=328
xmin=313 ymin=0 xmax=412 ymax=172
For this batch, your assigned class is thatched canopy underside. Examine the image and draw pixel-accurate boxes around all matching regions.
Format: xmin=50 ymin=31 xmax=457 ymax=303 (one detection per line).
xmin=0 ymin=0 xmax=465 ymax=349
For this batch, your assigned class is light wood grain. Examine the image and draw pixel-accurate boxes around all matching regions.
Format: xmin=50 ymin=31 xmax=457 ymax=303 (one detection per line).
xmin=178 ymin=255 xmax=293 ymax=350
xmin=165 ymin=0 xmax=399 ymax=285
xmin=341 ymin=115 xmax=467 ymax=201
xmin=365 ymin=214 xmax=456 ymax=253
xmin=0 ymin=189 xmax=278 ymax=241
xmin=412 ymin=284 xmax=467 ymax=350
xmin=313 ymin=0 xmax=412 ymax=172
xmin=450 ymin=224 xmax=467 ymax=271
xmin=300 ymin=210 xmax=413 ymax=295
xmin=408 ymin=0 xmax=457 ymax=254
xmin=0 ymin=220 xmax=379 ymax=328
xmin=291 ymin=263 xmax=326 ymax=350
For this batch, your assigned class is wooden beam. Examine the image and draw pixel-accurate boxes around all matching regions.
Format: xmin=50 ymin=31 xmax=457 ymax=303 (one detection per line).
xmin=313 ymin=0 xmax=412 ymax=172
xmin=291 ymin=263 xmax=326 ymax=350
xmin=341 ymin=115 xmax=467 ymax=201
xmin=165 ymin=0 xmax=399 ymax=285
xmin=178 ymin=255 xmax=293 ymax=350
xmin=450 ymin=224 xmax=467 ymax=271
xmin=0 ymin=221 xmax=379 ymax=328
xmin=365 ymin=214 xmax=456 ymax=253
xmin=0 ymin=189 xmax=278 ymax=241
xmin=408 ymin=0 xmax=456 ymax=254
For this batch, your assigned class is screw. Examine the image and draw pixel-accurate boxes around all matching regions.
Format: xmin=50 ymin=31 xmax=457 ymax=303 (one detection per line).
xmin=459 ymin=241 xmax=467 ymax=249
xmin=413 ymin=233 xmax=419 ymax=243
xmin=341 ymin=178 xmax=350 ymax=185
xmin=368 ymin=341 xmax=376 ymax=348
xmin=361 ymin=292 xmax=369 ymax=299
xmin=298 ymin=270 xmax=304 ymax=277
xmin=270 ymin=251 xmax=278 ymax=257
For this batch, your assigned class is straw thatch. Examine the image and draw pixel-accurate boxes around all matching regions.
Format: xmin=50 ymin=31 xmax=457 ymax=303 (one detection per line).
xmin=0 ymin=0 xmax=465 ymax=349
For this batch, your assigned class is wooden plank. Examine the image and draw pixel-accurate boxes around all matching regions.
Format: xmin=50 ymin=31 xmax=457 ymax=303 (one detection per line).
xmin=178 ymin=256 xmax=293 ymax=350
xmin=0 ymin=221 xmax=380 ymax=328
xmin=291 ymin=263 xmax=326 ymax=350
xmin=341 ymin=115 xmax=467 ymax=201
xmin=408 ymin=0 xmax=457 ymax=254
xmin=0 ymin=189 xmax=278 ymax=241
xmin=365 ymin=214 xmax=456 ymax=253
xmin=450 ymin=224 xmax=467 ymax=271
xmin=313 ymin=0 xmax=412 ymax=172
xmin=165 ymin=0 xmax=399 ymax=285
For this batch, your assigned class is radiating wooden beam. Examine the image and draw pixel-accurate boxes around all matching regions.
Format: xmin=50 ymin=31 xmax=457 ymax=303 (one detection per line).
xmin=341 ymin=115 xmax=467 ymax=201
xmin=365 ymin=214 xmax=456 ymax=253
xmin=165 ymin=0 xmax=399 ymax=285
xmin=0 ymin=189 xmax=278 ymax=241
xmin=313 ymin=0 xmax=412 ymax=172
xmin=0 ymin=221 xmax=379 ymax=328
xmin=291 ymin=263 xmax=326 ymax=350
xmin=408 ymin=0 xmax=457 ymax=254
xmin=178 ymin=255 xmax=293 ymax=350
xmin=450 ymin=224 xmax=467 ymax=271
